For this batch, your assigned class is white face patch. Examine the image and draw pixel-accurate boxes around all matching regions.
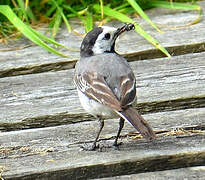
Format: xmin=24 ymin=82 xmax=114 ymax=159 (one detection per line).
xmin=92 ymin=26 xmax=117 ymax=55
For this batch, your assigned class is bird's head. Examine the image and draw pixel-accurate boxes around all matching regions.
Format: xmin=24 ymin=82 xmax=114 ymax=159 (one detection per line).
xmin=80 ymin=23 xmax=135 ymax=57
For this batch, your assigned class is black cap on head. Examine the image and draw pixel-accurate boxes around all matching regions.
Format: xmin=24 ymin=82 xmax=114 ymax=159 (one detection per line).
xmin=80 ymin=24 xmax=135 ymax=57
xmin=80 ymin=27 xmax=103 ymax=57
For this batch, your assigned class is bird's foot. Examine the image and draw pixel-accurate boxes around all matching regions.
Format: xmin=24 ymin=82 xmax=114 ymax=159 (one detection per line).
xmin=80 ymin=143 xmax=99 ymax=151
xmin=80 ymin=141 xmax=123 ymax=151
xmin=112 ymin=142 xmax=123 ymax=150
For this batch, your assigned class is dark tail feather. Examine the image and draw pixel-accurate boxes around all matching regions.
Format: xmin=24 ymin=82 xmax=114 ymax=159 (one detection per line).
xmin=116 ymin=107 xmax=155 ymax=140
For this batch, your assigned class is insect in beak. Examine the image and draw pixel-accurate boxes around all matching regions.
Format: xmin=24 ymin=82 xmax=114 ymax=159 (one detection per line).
xmin=113 ymin=23 xmax=135 ymax=40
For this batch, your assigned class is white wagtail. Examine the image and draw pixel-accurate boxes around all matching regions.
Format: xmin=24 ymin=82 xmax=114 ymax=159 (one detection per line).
xmin=74 ymin=23 xmax=155 ymax=150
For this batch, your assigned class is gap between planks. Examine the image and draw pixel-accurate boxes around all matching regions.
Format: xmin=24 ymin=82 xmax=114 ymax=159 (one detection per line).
xmin=0 ymin=95 xmax=205 ymax=132
xmin=0 ymin=1 xmax=205 ymax=78
xmin=0 ymin=108 xmax=205 ymax=179
xmin=1 ymin=52 xmax=205 ymax=131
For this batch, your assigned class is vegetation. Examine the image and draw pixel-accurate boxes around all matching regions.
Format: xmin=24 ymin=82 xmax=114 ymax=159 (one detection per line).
xmin=0 ymin=0 xmax=202 ymax=57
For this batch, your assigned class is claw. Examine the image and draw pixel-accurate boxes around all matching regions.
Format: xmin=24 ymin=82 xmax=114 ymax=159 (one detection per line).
xmin=113 ymin=142 xmax=123 ymax=150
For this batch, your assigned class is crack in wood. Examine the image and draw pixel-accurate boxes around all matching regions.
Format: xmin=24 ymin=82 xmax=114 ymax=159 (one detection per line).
xmin=0 ymin=59 xmax=77 ymax=78
xmin=124 ymin=42 xmax=205 ymax=61
xmin=1 ymin=128 xmax=204 ymax=160
xmin=68 ymin=127 xmax=205 ymax=148
xmin=137 ymin=95 xmax=205 ymax=114
xmin=1 ymin=42 xmax=205 ymax=78
xmin=2 ymin=149 xmax=205 ymax=180
xmin=0 ymin=95 xmax=205 ymax=132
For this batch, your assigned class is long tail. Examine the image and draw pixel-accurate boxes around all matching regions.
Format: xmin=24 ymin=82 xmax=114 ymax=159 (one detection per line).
xmin=116 ymin=107 xmax=156 ymax=140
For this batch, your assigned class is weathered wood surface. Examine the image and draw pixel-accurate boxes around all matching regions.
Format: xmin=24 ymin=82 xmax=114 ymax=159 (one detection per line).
xmin=0 ymin=1 xmax=205 ymax=78
xmin=0 ymin=52 xmax=205 ymax=131
xmin=1 ymin=134 xmax=204 ymax=180
xmin=96 ymin=166 xmax=205 ymax=180
xmin=0 ymin=108 xmax=205 ymax=180
xmin=1 ymin=1 xmax=205 ymax=179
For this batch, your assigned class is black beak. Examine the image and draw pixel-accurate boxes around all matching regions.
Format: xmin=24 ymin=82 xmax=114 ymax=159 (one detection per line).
xmin=113 ymin=23 xmax=135 ymax=40
xmin=110 ymin=23 xmax=135 ymax=52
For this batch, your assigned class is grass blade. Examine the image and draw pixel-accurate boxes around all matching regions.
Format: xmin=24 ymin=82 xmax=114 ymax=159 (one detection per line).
xmin=93 ymin=4 xmax=171 ymax=57
xmin=60 ymin=9 xmax=72 ymax=32
xmin=16 ymin=0 xmax=29 ymax=22
xmin=99 ymin=0 xmax=104 ymax=19
xmin=24 ymin=0 xmax=36 ymax=21
xmin=0 ymin=5 xmax=68 ymax=57
xmin=27 ymin=26 xmax=67 ymax=49
xmin=45 ymin=5 xmax=56 ymax=17
xmin=94 ymin=4 xmax=132 ymax=22
xmin=52 ymin=9 xmax=62 ymax=37
xmin=85 ymin=11 xmax=93 ymax=32
xmin=150 ymin=1 xmax=202 ymax=26
xmin=149 ymin=1 xmax=201 ymax=11
xmin=127 ymin=0 xmax=162 ymax=33
xmin=51 ymin=0 xmax=71 ymax=33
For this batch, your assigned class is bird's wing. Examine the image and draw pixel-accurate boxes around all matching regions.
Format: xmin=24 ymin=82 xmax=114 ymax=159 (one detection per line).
xmin=74 ymin=71 xmax=155 ymax=139
xmin=74 ymin=71 xmax=122 ymax=111
xmin=119 ymin=72 xmax=136 ymax=107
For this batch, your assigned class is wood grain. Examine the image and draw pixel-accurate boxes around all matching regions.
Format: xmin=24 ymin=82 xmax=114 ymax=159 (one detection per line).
xmin=1 ymin=52 xmax=205 ymax=130
xmin=1 ymin=2 xmax=205 ymax=179
xmin=96 ymin=166 xmax=205 ymax=180
xmin=0 ymin=108 xmax=204 ymax=180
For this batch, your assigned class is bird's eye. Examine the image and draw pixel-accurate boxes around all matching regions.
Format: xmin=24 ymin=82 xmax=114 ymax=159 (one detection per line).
xmin=104 ymin=33 xmax=111 ymax=40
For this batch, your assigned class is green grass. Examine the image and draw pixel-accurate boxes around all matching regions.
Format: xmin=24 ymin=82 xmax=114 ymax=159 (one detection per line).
xmin=0 ymin=0 xmax=202 ymax=57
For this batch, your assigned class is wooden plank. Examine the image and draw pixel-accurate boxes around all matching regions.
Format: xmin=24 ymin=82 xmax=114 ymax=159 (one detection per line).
xmin=0 ymin=107 xmax=205 ymax=145
xmin=1 ymin=52 xmax=205 ymax=130
xmin=0 ymin=53 xmax=205 ymax=128
xmin=0 ymin=1 xmax=205 ymax=77
xmin=95 ymin=166 xmax=205 ymax=180
xmin=0 ymin=108 xmax=205 ymax=180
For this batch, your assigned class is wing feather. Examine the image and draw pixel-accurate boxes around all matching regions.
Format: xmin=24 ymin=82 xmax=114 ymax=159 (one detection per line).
xmin=74 ymin=72 xmax=122 ymax=111
xmin=74 ymin=70 xmax=136 ymax=111
xmin=120 ymin=73 xmax=136 ymax=107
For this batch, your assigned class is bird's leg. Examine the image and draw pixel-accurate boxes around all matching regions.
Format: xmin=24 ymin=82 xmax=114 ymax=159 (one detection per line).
xmin=80 ymin=117 xmax=104 ymax=151
xmin=90 ymin=117 xmax=104 ymax=150
xmin=113 ymin=117 xmax=124 ymax=148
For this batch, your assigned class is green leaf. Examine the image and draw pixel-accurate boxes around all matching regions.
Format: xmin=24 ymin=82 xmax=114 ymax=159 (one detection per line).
xmin=25 ymin=6 xmax=36 ymax=21
xmin=16 ymin=0 xmax=29 ymax=22
xmin=93 ymin=4 xmax=171 ymax=58
xmin=28 ymin=26 xmax=78 ymax=52
xmin=0 ymin=5 xmax=68 ymax=57
xmin=51 ymin=0 xmax=71 ymax=33
xmin=93 ymin=4 xmax=132 ymax=23
xmin=63 ymin=4 xmax=78 ymax=15
xmin=126 ymin=0 xmax=162 ymax=33
xmin=99 ymin=0 xmax=104 ymax=19
xmin=149 ymin=1 xmax=202 ymax=26
xmin=114 ymin=3 xmax=129 ymax=11
xmin=149 ymin=1 xmax=201 ymax=11
xmin=52 ymin=9 xmax=62 ymax=37
xmin=85 ymin=11 xmax=93 ymax=32
xmin=45 ymin=4 xmax=57 ymax=17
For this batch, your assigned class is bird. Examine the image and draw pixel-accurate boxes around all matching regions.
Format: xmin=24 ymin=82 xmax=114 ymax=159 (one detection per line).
xmin=74 ymin=23 xmax=155 ymax=150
